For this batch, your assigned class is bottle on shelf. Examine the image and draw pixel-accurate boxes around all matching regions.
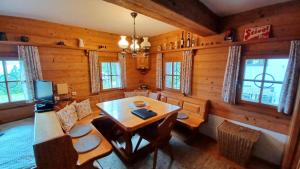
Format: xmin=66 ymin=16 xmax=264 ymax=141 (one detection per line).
xmin=191 ymin=34 xmax=195 ymax=47
xmin=180 ymin=31 xmax=184 ymax=48
xmin=186 ymin=32 xmax=191 ymax=48
xmin=174 ymin=36 xmax=179 ymax=49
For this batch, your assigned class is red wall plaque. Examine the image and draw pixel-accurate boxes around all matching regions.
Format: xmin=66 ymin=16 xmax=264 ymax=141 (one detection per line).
xmin=243 ymin=25 xmax=271 ymax=41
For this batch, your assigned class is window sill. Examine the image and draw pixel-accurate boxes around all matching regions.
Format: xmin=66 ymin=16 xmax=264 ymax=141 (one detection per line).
xmin=236 ymin=101 xmax=291 ymax=120
xmin=0 ymin=101 xmax=34 ymax=110
xmin=164 ymin=88 xmax=181 ymax=93
xmin=101 ymin=88 xmax=124 ymax=92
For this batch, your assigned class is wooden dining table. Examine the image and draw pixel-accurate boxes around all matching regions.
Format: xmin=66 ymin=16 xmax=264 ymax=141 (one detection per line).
xmin=96 ymin=96 xmax=181 ymax=161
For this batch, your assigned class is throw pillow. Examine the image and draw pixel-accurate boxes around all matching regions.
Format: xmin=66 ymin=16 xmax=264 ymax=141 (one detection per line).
xmin=75 ymin=99 xmax=92 ymax=120
xmin=56 ymin=105 xmax=78 ymax=132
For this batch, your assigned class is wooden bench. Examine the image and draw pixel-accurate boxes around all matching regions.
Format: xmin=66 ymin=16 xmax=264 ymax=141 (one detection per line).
xmin=33 ymin=111 xmax=112 ymax=169
xmin=160 ymin=91 xmax=208 ymax=137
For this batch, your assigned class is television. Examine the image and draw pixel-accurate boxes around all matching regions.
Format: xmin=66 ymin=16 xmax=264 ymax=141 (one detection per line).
xmin=34 ymin=80 xmax=54 ymax=112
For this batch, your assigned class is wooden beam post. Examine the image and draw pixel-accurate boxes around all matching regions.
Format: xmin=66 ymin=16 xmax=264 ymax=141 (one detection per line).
xmin=104 ymin=0 xmax=219 ymax=36
xmin=282 ymin=76 xmax=300 ymax=169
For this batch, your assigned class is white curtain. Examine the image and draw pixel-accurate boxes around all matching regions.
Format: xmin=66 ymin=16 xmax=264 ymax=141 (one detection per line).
xmin=118 ymin=53 xmax=126 ymax=88
xmin=278 ymin=40 xmax=300 ymax=115
xmin=18 ymin=45 xmax=43 ymax=101
xmin=222 ymin=45 xmax=242 ymax=104
xmin=156 ymin=53 xmax=163 ymax=89
xmin=88 ymin=50 xmax=100 ymax=94
xmin=181 ymin=50 xmax=193 ymax=95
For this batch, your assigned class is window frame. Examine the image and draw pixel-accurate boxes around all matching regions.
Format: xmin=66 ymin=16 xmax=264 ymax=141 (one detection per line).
xmin=164 ymin=61 xmax=181 ymax=91
xmin=100 ymin=61 xmax=122 ymax=91
xmin=238 ymin=54 xmax=289 ymax=109
xmin=0 ymin=58 xmax=27 ymax=104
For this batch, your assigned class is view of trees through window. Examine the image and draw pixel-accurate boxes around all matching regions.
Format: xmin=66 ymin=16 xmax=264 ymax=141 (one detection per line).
xmin=241 ymin=58 xmax=288 ymax=106
xmin=0 ymin=60 xmax=26 ymax=104
xmin=101 ymin=62 xmax=121 ymax=90
xmin=165 ymin=62 xmax=181 ymax=90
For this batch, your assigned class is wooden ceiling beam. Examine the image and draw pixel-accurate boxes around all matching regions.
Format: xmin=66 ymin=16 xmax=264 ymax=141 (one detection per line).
xmin=104 ymin=0 xmax=220 ymax=36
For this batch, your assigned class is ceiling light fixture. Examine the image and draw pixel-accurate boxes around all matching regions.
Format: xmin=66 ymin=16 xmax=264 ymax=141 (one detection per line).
xmin=118 ymin=12 xmax=151 ymax=56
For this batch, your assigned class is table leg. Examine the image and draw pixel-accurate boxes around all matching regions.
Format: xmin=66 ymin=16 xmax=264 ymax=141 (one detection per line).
xmin=124 ymin=132 xmax=133 ymax=156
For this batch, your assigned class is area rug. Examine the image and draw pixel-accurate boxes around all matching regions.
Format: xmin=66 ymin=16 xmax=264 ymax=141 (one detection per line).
xmin=0 ymin=118 xmax=35 ymax=169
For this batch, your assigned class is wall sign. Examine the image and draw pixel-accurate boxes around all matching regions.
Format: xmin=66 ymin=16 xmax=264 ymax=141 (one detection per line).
xmin=243 ymin=25 xmax=271 ymax=41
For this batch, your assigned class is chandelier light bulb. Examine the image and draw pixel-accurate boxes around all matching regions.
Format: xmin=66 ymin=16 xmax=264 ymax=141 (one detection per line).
xmin=118 ymin=36 xmax=129 ymax=49
xmin=130 ymin=39 xmax=140 ymax=52
xmin=141 ymin=37 xmax=151 ymax=49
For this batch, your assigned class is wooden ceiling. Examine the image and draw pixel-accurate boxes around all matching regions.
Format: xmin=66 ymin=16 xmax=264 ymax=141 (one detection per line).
xmin=104 ymin=0 xmax=220 ymax=36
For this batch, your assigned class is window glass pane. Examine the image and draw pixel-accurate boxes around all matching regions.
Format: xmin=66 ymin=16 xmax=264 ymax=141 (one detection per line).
xmin=102 ymin=75 xmax=111 ymax=89
xmin=261 ymin=83 xmax=282 ymax=106
xmin=6 ymin=61 xmax=21 ymax=81
xmin=174 ymin=62 xmax=181 ymax=75
xmin=0 ymin=61 xmax=4 ymax=82
xmin=101 ymin=62 xmax=111 ymax=76
xmin=111 ymin=62 xmax=119 ymax=75
xmin=165 ymin=75 xmax=172 ymax=88
xmin=112 ymin=76 xmax=121 ymax=88
xmin=173 ymin=75 xmax=180 ymax=89
xmin=165 ymin=62 xmax=172 ymax=75
xmin=243 ymin=59 xmax=265 ymax=80
xmin=241 ymin=81 xmax=261 ymax=103
xmin=0 ymin=82 xmax=9 ymax=103
xmin=8 ymin=81 xmax=26 ymax=102
xmin=265 ymin=59 xmax=288 ymax=82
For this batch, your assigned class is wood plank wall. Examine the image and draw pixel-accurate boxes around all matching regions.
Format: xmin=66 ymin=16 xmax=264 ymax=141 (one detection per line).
xmin=0 ymin=16 xmax=141 ymax=123
xmin=147 ymin=1 xmax=300 ymax=134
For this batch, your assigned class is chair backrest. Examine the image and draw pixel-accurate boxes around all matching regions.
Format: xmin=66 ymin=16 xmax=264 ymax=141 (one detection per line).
xmin=149 ymin=92 xmax=160 ymax=100
xmin=157 ymin=112 xmax=178 ymax=143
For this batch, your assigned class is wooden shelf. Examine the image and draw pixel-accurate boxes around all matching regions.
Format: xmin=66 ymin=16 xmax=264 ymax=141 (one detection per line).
xmin=0 ymin=41 xmax=119 ymax=53
xmin=151 ymin=36 xmax=300 ymax=54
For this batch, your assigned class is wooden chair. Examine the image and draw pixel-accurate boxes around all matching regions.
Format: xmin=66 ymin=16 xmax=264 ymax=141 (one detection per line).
xmin=148 ymin=92 xmax=160 ymax=100
xmin=134 ymin=112 xmax=178 ymax=169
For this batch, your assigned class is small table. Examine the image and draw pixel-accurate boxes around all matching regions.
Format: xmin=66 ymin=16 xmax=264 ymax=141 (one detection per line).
xmin=96 ymin=96 xmax=181 ymax=161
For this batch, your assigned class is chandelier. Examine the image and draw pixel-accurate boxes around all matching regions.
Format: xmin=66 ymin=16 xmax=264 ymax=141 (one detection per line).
xmin=118 ymin=12 xmax=151 ymax=56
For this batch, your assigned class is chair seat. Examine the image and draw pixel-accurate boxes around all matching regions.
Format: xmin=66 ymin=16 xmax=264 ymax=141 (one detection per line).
xmin=176 ymin=110 xmax=205 ymax=129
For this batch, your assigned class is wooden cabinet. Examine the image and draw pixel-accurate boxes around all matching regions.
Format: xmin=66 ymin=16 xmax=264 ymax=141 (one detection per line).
xmin=136 ymin=53 xmax=149 ymax=70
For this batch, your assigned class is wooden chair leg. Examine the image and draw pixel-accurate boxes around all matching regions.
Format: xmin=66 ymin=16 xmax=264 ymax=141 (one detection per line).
xmin=134 ymin=136 xmax=143 ymax=153
xmin=153 ymin=147 xmax=158 ymax=169
xmin=166 ymin=143 xmax=174 ymax=160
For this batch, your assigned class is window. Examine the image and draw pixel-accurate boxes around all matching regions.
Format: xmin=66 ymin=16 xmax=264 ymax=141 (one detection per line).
xmin=101 ymin=62 xmax=122 ymax=90
xmin=240 ymin=58 xmax=288 ymax=106
xmin=165 ymin=62 xmax=181 ymax=90
xmin=0 ymin=60 xmax=27 ymax=104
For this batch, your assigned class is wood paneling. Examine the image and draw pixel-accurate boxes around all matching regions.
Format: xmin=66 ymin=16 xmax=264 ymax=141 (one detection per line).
xmin=0 ymin=16 xmax=139 ymax=123
xmin=222 ymin=1 xmax=300 ymax=42
xmin=145 ymin=1 xmax=300 ymax=134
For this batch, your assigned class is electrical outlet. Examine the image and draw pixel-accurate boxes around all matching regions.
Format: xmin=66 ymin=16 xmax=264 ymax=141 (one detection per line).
xmin=71 ymin=91 xmax=77 ymax=96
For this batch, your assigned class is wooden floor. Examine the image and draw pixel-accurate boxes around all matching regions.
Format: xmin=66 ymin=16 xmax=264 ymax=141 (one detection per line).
xmin=0 ymin=118 xmax=278 ymax=169
xmin=97 ymin=126 xmax=278 ymax=169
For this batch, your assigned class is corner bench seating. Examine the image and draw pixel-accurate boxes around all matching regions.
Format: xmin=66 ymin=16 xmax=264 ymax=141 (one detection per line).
xmin=33 ymin=109 xmax=112 ymax=169
xmin=160 ymin=91 xmax=208 ymax=136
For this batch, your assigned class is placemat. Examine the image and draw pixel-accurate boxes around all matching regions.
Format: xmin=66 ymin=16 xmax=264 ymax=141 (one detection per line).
xmin=69 ymin=124 xmax=92 ymax=138
xmin=74 ymin=134 xmax=101 ymax=154
xmin=177 ymin=112 xmax=189 ymax=119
